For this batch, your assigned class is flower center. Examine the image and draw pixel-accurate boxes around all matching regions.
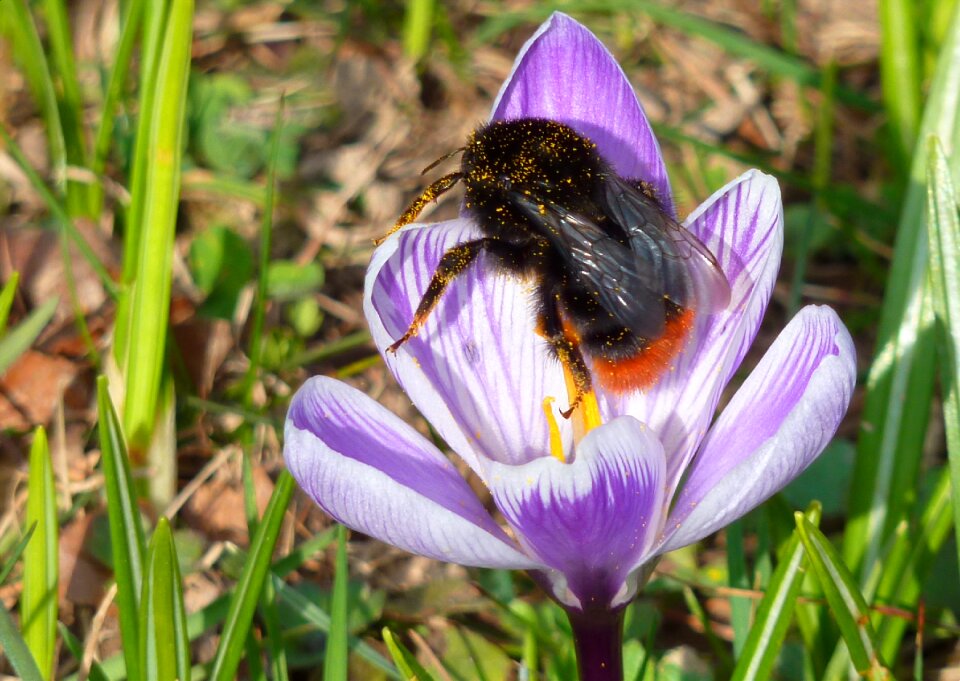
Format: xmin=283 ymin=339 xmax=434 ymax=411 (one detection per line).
xmin=543 ymin=364 xmax=602 ymax=463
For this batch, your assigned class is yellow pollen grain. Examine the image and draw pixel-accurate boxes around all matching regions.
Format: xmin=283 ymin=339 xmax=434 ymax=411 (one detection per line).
xmin=542 ymin=397 xmax=565 ymax=463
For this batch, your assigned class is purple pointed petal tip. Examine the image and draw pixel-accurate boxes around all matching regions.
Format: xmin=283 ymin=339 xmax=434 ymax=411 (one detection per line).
xmin=659 ymin=305 xmax=856 ymax=553
xmin=492 ymin=12 xmax=674 ymax=215
xmin=487 ymin=416 xmax=666 ymax=609
xmin=284 ymin=376 xmax=541 ymax=569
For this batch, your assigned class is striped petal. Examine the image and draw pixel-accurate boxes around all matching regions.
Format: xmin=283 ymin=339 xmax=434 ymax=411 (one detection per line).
xmin=364 ymin=220 xmax=573 ymax=473
xmin=285 ymin=376 xmax=540 ymax=568
xmin=659 ymin=305 xmax=856 ymax=553
xmin=487 ymin=416 xmax=666 ymax=609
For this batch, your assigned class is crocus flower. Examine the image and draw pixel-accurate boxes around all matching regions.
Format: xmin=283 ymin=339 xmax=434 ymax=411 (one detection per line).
xmin=284 ymin=12 xmax=856 ymax=680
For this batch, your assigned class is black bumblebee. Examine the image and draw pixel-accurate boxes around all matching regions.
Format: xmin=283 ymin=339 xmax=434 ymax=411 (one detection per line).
xmin=380 ymin=118 xmax=730 ymax=413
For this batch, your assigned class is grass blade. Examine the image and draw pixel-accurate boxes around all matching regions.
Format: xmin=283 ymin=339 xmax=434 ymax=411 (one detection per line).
xmin=880 ymin=0 xmax=922 ymax=169
xmin=90 ymin=0 xmax=147 ymax=217
xmin=0 ymin=599 xmax=43 ymax=681
xmin=40 ymin=0 xmax=92 ymax=216
xmin=58 ymin=622 xmax=109 ymax=681
xmin=0 ymin=126 xmax=117 ymax=297
xmin=273 ymin=577 xmax=401 ymax=679
xmin=731 ymin=503 xmax=822 ymax=681
xmin=383 ymin=627 xmax=436 ymax=681
xmin=324 ymin=525 xmax=350 ymax=680
xmin=0 ymin=297 xmax=58 ymax=376
xmin=403 ymin=0 xmax=435 ymax=61
xmin=843 ymin=0 xmax=960 ymax=580
xmin=926 ymin=136 xmax=960 ymax=577
xmin=0 ymin=0 xmax=67 ymax=194
xmin=242 ymin=99 xmax=284 ymax=407
xmin=0 ymin=524 xmax=35 ymax=585
xmin=139 ymin=517 xmax=191 ymax=681
xmin=874 ymin=467 xmax=953 ymax=664
xmin=96 ymin=376 xmax=146 ymax=681
xmin=208 ymin=470 xmax=294 ymax=681
xmin=121 ymin=0 xmax=193 ymax=455
xmin=795 ymin=514 xmax=892 ymax=679
xmin=0 ymin=271 xmax=19 ymax=335
xmin=21 ymin=427 xmax=58 ymax=680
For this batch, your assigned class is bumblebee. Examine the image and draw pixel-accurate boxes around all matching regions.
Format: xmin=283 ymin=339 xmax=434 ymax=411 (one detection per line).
xmin=380 ymin=118 xmax=730 ymax=414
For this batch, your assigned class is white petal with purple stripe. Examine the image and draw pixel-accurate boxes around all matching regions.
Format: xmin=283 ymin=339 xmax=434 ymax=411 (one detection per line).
xmin=487 ymin=416 xmax=666 ymax=608
xmin=285 ymin=377 xmax=541 ymax=568
xmin=365 ymin=219 xmax=573 ymax=474
xmin=659 ymin=305 xmax=856 ymax=552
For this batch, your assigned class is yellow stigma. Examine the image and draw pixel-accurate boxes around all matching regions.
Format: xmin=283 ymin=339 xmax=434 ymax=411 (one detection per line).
xmin=541 ymin=364 xmax=603 ymax=464
xmin=542 ymin=397 xmax=565 ymax=462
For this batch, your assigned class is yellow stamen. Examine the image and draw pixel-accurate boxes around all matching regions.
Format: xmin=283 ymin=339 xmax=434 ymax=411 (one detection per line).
xmin=542 ymin=397 xmax=565 ymax=462
xmin=561 ymin=362 xmax=602 ymax=443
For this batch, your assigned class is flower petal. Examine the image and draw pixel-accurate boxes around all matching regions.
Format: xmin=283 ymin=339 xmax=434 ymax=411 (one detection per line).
xmin=491 ymin=12 xmax=673 ymax=215
xmin=487 ymin=416 xmax=666 ymax=609
xmin=364 ymin=220 xmax=572 ymax=472
xmin=285 ymin=376 xmax=541 ymax=569
xmin=601 ymin=170 xmax=784 ymax=491
xmin=659 ymin=305 xmax=856 ymax=553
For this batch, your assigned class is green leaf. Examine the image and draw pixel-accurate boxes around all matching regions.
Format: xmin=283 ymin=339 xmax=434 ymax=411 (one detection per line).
xmin=324 ymin=525 xmax=350 ymax=680
xmin=266 ymin=260 xmax=325 ymax=301
xmin=383 ymin=627 xmax=436 ymax=681
xmin=795 ymin=514 xmax=892 ymax=679
xmin=139 ymin=517 xmax=191 ymax=681
xmin=208 ymin=470 xmax=294 ymax=681
xmin=0 ymin=297 xmax=58 ymax=376
xmin=188 ymin=226 xmax=255 ymax=319
xmin=0 ymin=271 xmax=19 ymax=335
xmin=925 ymin=136 xmax=960 ymax=581
xmin=0 ymin=599 xmax=43 ymax=681
xmin=731 ymin=503 xmax=822 ymax=681
xmin=96 ymin=376 xmax=146 ymax=681
xmin=21 ymin=427 xmax=58 ymax=680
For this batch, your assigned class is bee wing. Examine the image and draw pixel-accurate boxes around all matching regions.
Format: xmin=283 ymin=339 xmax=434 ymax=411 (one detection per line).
xmin=512 ymin=194 xmax=675 ymax=339
xmin=602 ymin=176 xmax=731 ymax=313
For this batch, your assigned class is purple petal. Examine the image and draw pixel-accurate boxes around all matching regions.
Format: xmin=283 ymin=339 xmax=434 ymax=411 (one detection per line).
xmin=284 ymin=376 xmax=541 ymax=569
xmin=491 ymin=12 xmax=674 ymax=215
xmin=365 ymin=220 xmax=573 ymax=473
xmin=487 ymin=416 xmax=666 ymax=609
xmin=601 ymin=170 xmax=784 ymax=491
xmin=658 ymin=306 xmax=856 ymax=553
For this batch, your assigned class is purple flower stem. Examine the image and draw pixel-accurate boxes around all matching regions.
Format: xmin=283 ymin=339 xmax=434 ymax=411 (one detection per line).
xmin=567 ymin=607 xmax=626 ymax=681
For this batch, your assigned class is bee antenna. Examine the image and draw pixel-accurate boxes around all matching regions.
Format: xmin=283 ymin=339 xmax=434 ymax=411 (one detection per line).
xmin=421 ymin=147 xmax=465 ymax=175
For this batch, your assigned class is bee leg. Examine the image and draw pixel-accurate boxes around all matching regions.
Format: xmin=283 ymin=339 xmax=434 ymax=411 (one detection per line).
xmin=375 ymin=173 xmax=463 ymax=245
xmin=537 ymin=289 xmax=593 ymax=419
xmin=387 ymin=238 xmax=491 ymax=353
